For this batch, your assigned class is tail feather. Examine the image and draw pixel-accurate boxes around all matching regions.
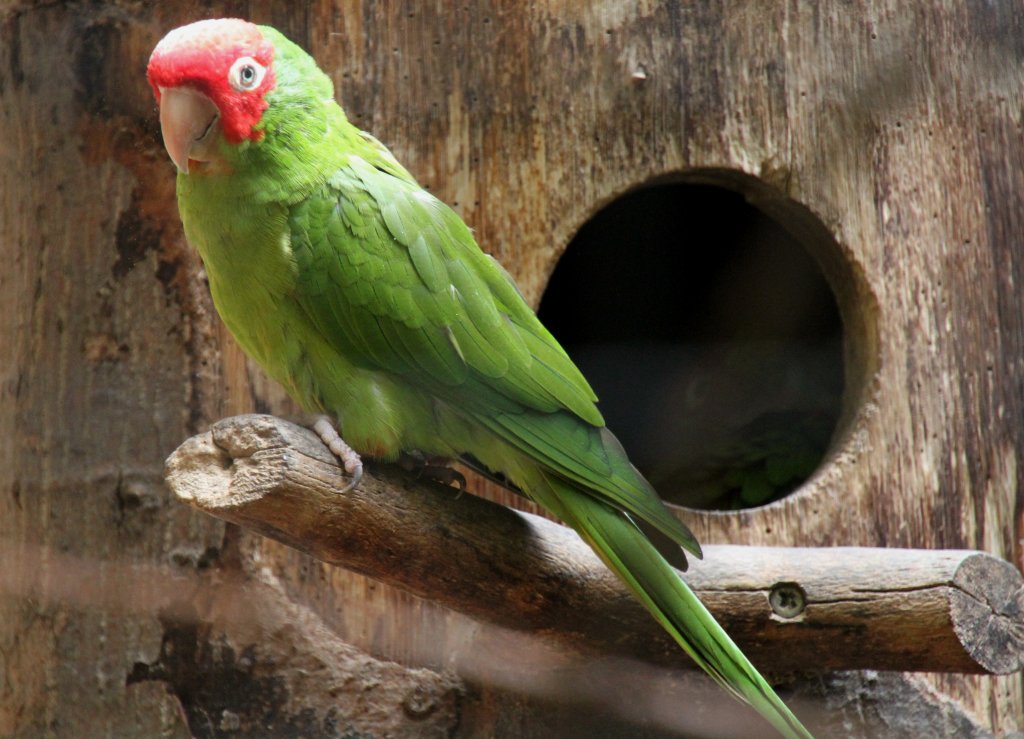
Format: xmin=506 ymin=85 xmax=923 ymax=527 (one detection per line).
xmin=535 ymin=472 xmax=813 ymax=739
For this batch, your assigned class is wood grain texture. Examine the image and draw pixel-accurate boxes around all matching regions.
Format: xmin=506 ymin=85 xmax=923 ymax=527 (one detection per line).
xmin=3 ymin=1 xmax=1022 ymax=736
xmin=166 ymin=414 xmax=1024 ymax=677
xmin=310 ymin=3 xmax=1024 ymax=729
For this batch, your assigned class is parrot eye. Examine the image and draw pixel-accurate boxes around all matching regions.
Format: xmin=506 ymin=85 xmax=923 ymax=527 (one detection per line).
xmin=228 ymin=56 xmax=266 ymax=92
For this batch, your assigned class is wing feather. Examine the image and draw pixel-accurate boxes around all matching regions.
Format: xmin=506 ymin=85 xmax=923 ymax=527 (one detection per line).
xmin=289 ymin=155 xmax=698 ymax=555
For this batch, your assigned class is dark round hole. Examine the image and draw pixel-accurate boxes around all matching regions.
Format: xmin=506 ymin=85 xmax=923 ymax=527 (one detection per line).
xmin=537 ymin=179 xmax=845 ymax=510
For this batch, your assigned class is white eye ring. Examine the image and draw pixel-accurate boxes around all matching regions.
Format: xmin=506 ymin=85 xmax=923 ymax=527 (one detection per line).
xmin=228 ymin=56 xmax=266 ymax=92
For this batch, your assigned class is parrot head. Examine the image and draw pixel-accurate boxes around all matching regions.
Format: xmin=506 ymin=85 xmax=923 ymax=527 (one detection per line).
xmin=147 ymin=19 xmax=277 ymax=174
xmin=148 ymin=18 xmax=336 ymax=178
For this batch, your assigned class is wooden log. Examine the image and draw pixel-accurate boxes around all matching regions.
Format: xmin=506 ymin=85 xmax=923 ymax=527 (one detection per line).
xmin=165 ymin=414 xmax=1024 ymax=676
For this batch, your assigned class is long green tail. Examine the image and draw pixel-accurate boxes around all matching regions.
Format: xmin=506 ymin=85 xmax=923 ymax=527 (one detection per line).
xmin=534 ymin=473 xmax=813 ymax=739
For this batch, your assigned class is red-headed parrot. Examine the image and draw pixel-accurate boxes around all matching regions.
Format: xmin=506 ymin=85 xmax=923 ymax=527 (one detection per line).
xmin=148 ymin=19 xmax=811 ymax=737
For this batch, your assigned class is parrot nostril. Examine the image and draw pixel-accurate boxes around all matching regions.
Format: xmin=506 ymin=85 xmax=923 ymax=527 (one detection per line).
xmin=538 ymin=172 xmax=874 ymax=512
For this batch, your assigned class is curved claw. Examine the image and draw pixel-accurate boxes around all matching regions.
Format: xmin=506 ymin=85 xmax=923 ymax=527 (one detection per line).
xmin=338 ymin=460 xmax=363 ymax=494
xmin=441 ymin=467 xmax=467 ymax=493
xmin=399 ymin=451 xmax=466 ymax=492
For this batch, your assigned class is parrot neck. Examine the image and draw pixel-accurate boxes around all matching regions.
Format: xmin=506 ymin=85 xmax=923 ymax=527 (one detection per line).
xmin=174 ymin=97 xmax=357 ymax=273
xmin=176 ymin=176 xmax=299 ymax=378
xmin=173 ymin=97 xmax=371 ymax=354
xmin=180 ymin=96 xmax=357 ymax=209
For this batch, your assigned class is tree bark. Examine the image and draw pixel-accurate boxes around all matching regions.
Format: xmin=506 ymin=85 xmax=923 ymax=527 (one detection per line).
xmin=3 ymin=2 xmax=1023 ymax=737
xmin=0 ymin=4 xmax=464 ymax=737
xmin=166 ymin=414 xmax=1024 ymax=677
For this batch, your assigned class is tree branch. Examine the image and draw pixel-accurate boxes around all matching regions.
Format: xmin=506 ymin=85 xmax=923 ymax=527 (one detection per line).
xmin=164 ymin=414 xmax=1024 ymax=675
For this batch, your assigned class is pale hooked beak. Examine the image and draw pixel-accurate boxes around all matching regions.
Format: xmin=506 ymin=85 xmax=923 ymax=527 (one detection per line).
xmin=158 ymin=86 xmax=220 ymax=174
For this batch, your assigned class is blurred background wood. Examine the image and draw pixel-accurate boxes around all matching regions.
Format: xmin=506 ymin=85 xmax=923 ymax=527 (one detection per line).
xmin=2 ymin=1 xmax=1022 ymax=737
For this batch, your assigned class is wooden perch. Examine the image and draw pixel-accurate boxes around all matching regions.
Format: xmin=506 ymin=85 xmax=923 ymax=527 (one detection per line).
xmin=165 ymin=414 xmax=1024 ymax=676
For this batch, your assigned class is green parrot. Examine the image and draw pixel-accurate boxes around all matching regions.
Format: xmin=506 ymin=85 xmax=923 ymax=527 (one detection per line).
xmin=148 ymin=19 xmax=811 ymax=738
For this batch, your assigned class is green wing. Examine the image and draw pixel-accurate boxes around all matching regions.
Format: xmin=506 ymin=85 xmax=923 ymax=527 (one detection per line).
xmin=288 ymin=152 xmax=700 ymax=558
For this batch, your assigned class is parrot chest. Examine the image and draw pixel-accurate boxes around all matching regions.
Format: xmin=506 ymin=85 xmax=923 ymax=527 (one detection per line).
xmin=179 ymin=191 xmax=308 ymax=393
xmin=176 ymin=177 xmax=466 ymax=461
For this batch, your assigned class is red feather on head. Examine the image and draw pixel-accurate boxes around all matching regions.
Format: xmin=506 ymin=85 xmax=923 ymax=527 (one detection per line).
xmin=147 ymin=18 xmax=276 ymax=144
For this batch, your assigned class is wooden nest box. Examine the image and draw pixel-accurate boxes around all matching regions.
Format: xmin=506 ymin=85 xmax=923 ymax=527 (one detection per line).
xmin=165 ymin=4 xmax=1024 ymax=736
xmin=4 ymin=3 xmax=1022 ymax=738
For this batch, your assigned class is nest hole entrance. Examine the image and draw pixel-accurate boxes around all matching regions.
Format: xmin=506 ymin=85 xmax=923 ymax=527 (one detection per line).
xmin=537 ymin=177 xmax=847 ymax=511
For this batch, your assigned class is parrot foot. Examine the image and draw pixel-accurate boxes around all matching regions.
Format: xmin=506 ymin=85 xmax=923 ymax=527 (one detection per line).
xmin=399 ymin=451 xmax=467 ymax=492
xmin=312 ymin=416 xmax=363 ymax=493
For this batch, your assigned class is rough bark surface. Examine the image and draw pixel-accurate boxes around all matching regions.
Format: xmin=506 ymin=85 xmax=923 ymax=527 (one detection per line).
xmin=2 ymin=1 xmax=1022 ymax=737
xmin=166 ymin=414 xmax=1024 ymax=677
